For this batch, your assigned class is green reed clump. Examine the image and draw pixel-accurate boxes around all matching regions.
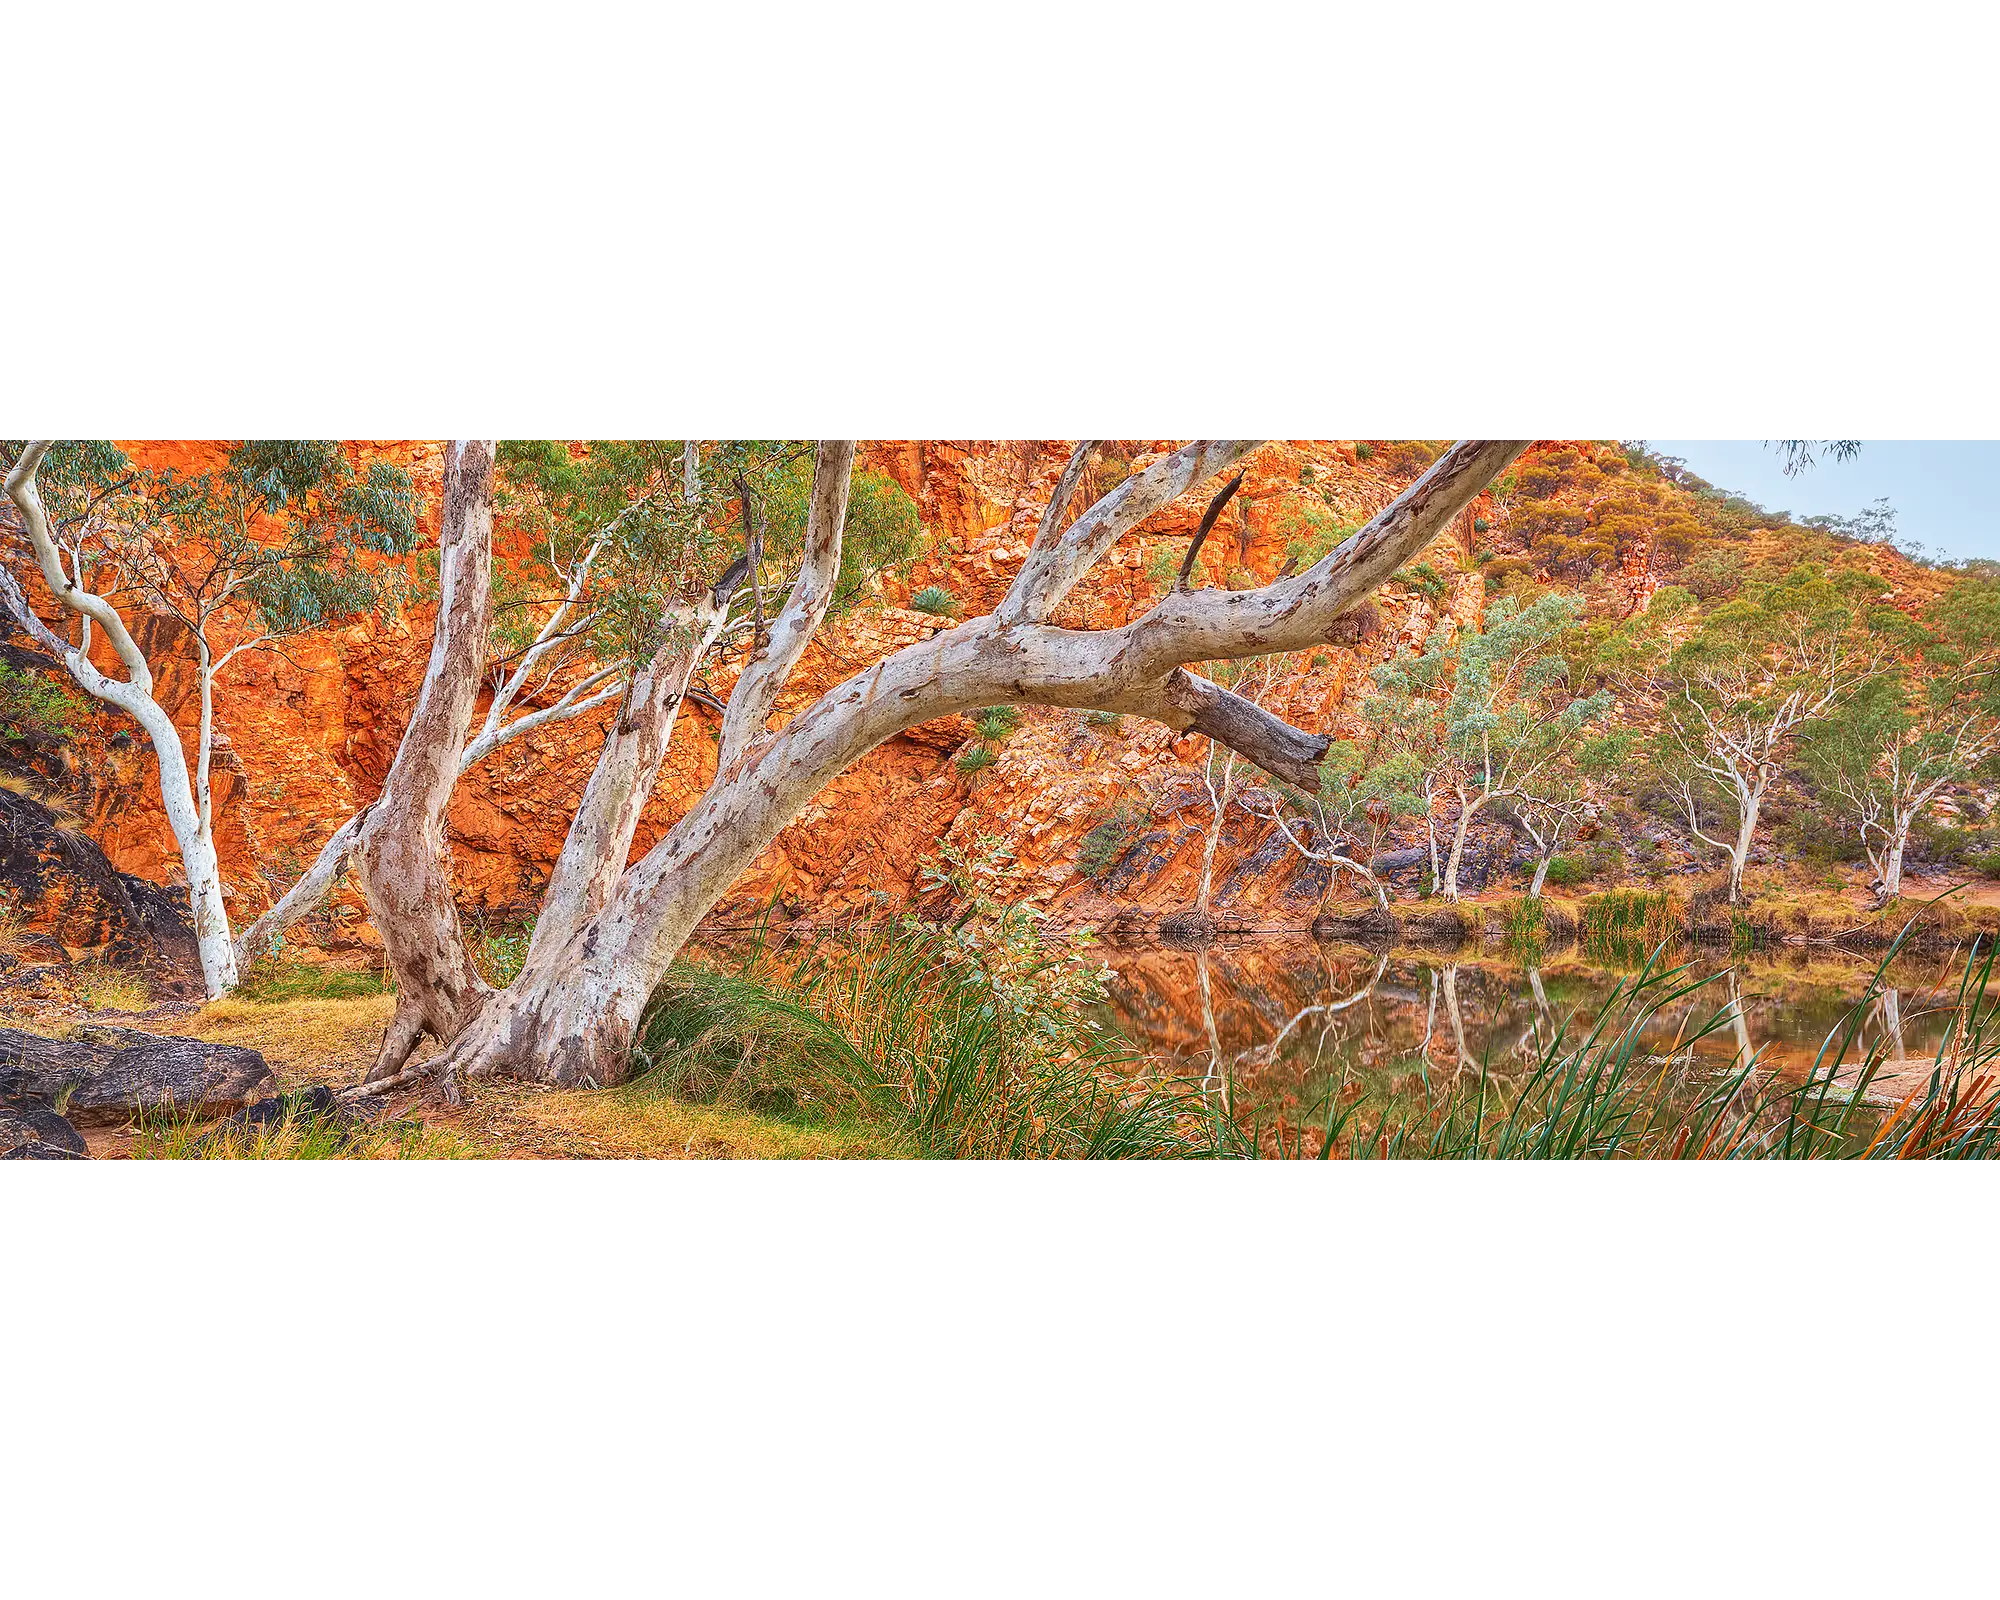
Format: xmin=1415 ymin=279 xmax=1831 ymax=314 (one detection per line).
xmin=1578 ymin=890 xmax=1682 ymax=966
xmin=630 ymin=924 xmax=1208 ymax=1159
xmin=1498 ymin=897 xmax=1546 ymax=957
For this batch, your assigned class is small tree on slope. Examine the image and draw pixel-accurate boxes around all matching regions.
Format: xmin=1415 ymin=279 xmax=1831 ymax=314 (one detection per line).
xmin=1364 ymin=589 xmax=1612 ymax=902
xmin=1801 ymin=578 xmax=2000 ymax=902
xmin=0 ymin=440 xmax=422 ymax=995
xmin=1650 ymin=566 xmax=1893 ymax=904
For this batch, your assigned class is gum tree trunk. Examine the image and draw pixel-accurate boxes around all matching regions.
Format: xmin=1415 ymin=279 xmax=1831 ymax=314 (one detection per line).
xmin=1528 ymin=854 xmax=1552 ymax=900
xmin=523 ymin=594 xmax=735 ymax=966
xmin=1441 ymin=795 xmax=1481 ymax=903
xmin=1726 ymin=787 xmax=1762 ymax=905
xmin=1882 ymin=809 xmax=1912 ymax=900
xmin=352 ymin=440 xmax=497 ymax=1080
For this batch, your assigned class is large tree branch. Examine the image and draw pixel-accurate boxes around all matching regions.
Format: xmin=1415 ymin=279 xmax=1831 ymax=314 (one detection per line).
xmin=480 ymin=519 xmax=618 ymax=739
xmin=621 ymin=441 xmax=1523 ymax=973
xmin=232 ymin=808 xmax=370 ymax=969
xmin=460 ymin=662 xmax=625 ymax=773
xmin=1176 ymin=472 xmax=1246 ymax=589
xmin=1023 ymin=440 xmax=1098 ymax=563
xmin=440 ymin=439 xmax=1527 ymax=1089
xmin=997 ymin=440 xmax=1261 ymax=626
xmin=4 ymin=441 xmax=154 ymax=690
xmin=715 ymin=439 xmax=854 ymax=772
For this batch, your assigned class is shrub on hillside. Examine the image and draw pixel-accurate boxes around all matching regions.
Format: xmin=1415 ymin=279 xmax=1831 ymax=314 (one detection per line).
xmin=0 ymin=662 xmax=85 ymax=745
xmin=1077 ymin=802 xmax=1148 ymax=881
xmin=1380 ymin=440 xmax=1440 ymax=476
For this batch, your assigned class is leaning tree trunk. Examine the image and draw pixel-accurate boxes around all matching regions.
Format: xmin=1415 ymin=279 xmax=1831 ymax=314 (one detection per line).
xmin=430 ymin=438 xmax=1528 ymax=1091
xmin=524 ymin=591 xmax=734 ymax=966
xmin=351 ymin=441 xmax=497 ymax=1080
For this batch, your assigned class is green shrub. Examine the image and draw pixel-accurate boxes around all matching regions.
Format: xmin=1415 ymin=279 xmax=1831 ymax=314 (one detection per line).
xmin=1380 ymin=440 xmax=1441 ymax=476
xmin=954 ymin=744 xmax=998 ymax=777
xmin=1544 ymin=853 xmax=1592 ymax=888
xmin=909 ymin=585 xmax=957 ymax=616
xmin=1352 ymin=442 xmax=1375 ymax=461
xmin=1077 ymin=802 xmax=1147 ymax=881
xmin=1080 ymin=709 xmax=1122 ymax=730
xmin=0 ymin=662 xmax=85 ymax=745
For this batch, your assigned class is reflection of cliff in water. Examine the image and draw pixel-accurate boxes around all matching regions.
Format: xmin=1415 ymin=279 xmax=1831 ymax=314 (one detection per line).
xmin=1097 ymin=939 xmax=1971 ymax=1119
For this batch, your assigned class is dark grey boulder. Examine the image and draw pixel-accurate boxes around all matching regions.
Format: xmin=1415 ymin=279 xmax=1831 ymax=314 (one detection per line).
xmin=0 ymin=1104 xmax=87 ymax=1159
xmin=0 ymin=1027 xmax=273 ymax=1126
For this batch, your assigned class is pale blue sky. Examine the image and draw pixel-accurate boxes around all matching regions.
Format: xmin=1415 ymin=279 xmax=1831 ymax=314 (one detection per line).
xmin=1644 ymin=442 xmax=2000 ymax=564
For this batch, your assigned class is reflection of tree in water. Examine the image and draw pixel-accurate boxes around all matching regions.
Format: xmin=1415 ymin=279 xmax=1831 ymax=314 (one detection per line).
xmin=1098 ymin=938 xmax=1970 ymax=1145
xmin=1195 ymin=944 xmax=1389 ymax=1120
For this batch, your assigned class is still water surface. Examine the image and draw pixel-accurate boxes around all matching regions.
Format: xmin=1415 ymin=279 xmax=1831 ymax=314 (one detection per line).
xmin=1093 ymin=939 xmax=1979 ymax=1116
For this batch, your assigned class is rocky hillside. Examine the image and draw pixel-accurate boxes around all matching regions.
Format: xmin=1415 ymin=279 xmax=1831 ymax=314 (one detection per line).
xmin=0 ymin=439 xmax=1966 ymax=991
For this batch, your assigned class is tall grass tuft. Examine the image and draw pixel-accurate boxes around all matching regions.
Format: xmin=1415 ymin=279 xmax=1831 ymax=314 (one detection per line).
xmin=631 ymin=925 xmax=1209 ymax=1158
xmin=73 ymin=961 xmax=152 ymax=1013
xmin=1578 ymin=890 xmax=1681 ymax=967
xmin=1498 ymin=897 xmax=1545 ymax=958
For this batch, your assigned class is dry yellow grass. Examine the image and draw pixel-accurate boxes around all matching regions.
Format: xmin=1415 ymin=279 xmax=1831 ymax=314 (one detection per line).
xmin=145 ymin=994 xmax=888 ymax=1158
xmin=151 ymin=992 xmax=424 ymax=1086
xmin=74 ymin=962 xmax=153 ymax=1013
xmin=489 ymin=1085 xmax=901 ymax=1160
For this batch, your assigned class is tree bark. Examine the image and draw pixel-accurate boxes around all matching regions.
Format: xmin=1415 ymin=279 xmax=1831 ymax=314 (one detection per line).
xmin=1882 ymin=809 xmax=1911 ymax=900
xmin=1528 ymin=854 xmax=1552 ymax=900
xmin=1726 ymin=787 xmax=1762 ymax=905
xmin=351 ymin=440 xmax=496 ymax=1079
xmin=526 ymin=570 xmax=744 ymax=965
xmin=1441 ymin=796 xmax=1480 ymax=903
